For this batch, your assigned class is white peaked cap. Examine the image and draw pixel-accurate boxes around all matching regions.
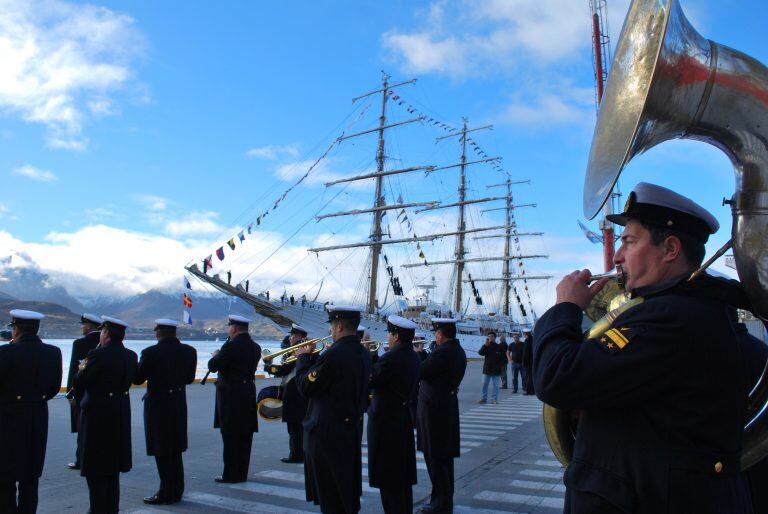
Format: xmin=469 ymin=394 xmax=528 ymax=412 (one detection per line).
xmin=228 ymin=314 xmax=250 ymax=324
xmin=101 ymin=315 xmax=129 ymax=329
xmin=81 ymin=313 xmax=102 ymax=325
xmin=154 ymin=319 xmax=179 ymax=328
xmin=9 ymin=309 xmax=44 ymax=321
xmin=387 ymin=315 xmax=418 ymax=330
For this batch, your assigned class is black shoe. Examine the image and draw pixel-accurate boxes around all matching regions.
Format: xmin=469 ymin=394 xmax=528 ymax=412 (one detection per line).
xmin=143 ymin=495 xmax=174 ymax=505
xmin=214 ymin=475 xmax=245 ymax=484
xmin=281 ymin=457 xmax=303 ymax=463
xmin=67 ymin=462 xmax=80 ymax=470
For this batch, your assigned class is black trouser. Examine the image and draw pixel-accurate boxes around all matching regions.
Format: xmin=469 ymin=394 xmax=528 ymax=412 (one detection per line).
xmin=86 ymin=474 xmax=119 ymax=514
xmin=0 ymin=479 xmax=39 ymax=514
xmin=424 ymin=455 xmax=454 ymax=512
xmin=221 ymin=432 xmax=253 ymax=481
xmin=155 ymin=453 xmax=184 ymax=500
xmin=287 ymin=422 xmax=304 ymax=460
xmin=380 ymin=485 xmax=413 ymax=514
xmin=500 ymin=362 xmax=508 ymax=388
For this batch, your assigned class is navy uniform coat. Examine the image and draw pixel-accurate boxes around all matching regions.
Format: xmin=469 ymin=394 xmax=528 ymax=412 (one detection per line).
xmin=295 ymin=335 xmax=371 ymax=513
xmin=208 ymin=332 xmax=261 ymax=434
xmin=478 ymin=340 xmax=505 ymax=375
xmin=416 ymin=339 xmax=467 ymax=460
xmin=66 ymin=331 xmax=99 ymax=432
xmin=133 ymin=337 xmax=197 ymax=456
xmin=533 ymin=275 xmax=752 ymax=514
xmin=74 ymin=341 xmax=138 ymax=477
xmin=0 ymin=336 xmax=62 ymax=482
xmin=367 ymin=342 xmax=420 ymax=490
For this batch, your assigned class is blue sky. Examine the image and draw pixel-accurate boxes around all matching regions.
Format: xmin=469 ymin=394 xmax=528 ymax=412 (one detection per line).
xmin=0 ymin=0 xmax=766 ymax=319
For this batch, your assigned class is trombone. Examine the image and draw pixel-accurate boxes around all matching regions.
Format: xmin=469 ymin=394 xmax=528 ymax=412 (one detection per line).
xmin=262 ymin=335 xmax=332 ymax=364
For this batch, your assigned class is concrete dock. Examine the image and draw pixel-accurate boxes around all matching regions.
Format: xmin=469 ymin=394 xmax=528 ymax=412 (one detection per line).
xmin=40 ymin=361 xmax=565 ymax=513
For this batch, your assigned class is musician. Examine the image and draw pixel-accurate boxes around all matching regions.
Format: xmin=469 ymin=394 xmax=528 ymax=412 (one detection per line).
xmin=368 ymin=315 xmax=421 ymax=513
xmin=416 ymin=318 xmax=467 ymax=514
xmin=207 ymin=314 xmax=261 ymax=483
xmin=271 ymin=323 xmax=311 ymax=464
xmin=506 ymin=331 xmax=524 ymax=394
xmin=359 ymin=326 xmax=378 ymax=364
xmin=408 ymin=333 xmax=428 ymax=429
xmin=66 ymin=313 xmax=101 ymax=470
xmin=521 ymin=328 xmax=534 ymax=395
xmin=133 ymin=319 xmax=197 ymax=505
xmin=534 ymin=182 xmax=753 ymax=513
xmin=294 ymin=306 xmax=371 ymax=513
xmin=0 ymin=310 xmax=62 ymax=514
xmin=75 ymin=316 xmax=138 ymax=514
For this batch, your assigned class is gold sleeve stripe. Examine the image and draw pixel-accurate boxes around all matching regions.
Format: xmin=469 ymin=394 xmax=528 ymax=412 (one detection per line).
xmin=605 ymin=328 xmax=629 ymax=348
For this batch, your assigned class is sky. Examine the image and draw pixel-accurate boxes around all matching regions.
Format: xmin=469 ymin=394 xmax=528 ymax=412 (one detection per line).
xmin=0 ymin=0 xmax=766 ymax=321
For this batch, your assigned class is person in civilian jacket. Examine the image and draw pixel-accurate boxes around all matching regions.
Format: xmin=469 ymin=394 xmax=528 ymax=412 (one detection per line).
xmin=417 ymin=318 xmax=467 ymax=514
xmin=264 ymin=323 xmax=311 ymax=464
xmin=133 ymin=319 xmax=197 ymax=505
xmin=506 ymin=332 xmax=524 ymax=393
xmin=207 ymin=314 xmax=261 ymax=483
xmin=294 ymin=306 xmax=371 ymax=514
xmin=0 ymin=310 xmax=61 ymax=514
xmin=75 ymin=316 xmax=138 ymax=514
xmin=521 ymin=329 xmax=534 ymax=395
xmin=66 ymin=313 xmax=101 ymax=471
xmin=533 ymin=182 xmax=753 ymax=514
xmin=368 ymin=316 xmax=421 ymax=513
xmin=477 ymin=331 xmax=504 ymax=404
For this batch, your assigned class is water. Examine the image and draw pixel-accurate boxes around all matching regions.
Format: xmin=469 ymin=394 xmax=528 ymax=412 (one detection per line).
xmin=45 ymin=339 xmax=283 ymax=388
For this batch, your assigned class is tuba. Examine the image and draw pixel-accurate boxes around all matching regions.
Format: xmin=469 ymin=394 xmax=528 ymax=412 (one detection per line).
xmin=546 ymin=0 xmax=768 ymax=470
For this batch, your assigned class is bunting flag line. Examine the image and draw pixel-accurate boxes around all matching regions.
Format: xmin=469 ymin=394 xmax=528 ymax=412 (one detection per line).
xmin=183 ymin=293 xmax=193 ymax=309
xmin=227 ymin=238 xmax=236 ymax=250
xmin=216 ymin=247 xmax=225 ymax=261
xmin=183 ymin=309 xmax=192 ymax=325
xmin=238 ymin=231 xmax=245 ymax=242
xmin=183 ymin=277 xmax=191 ymax=290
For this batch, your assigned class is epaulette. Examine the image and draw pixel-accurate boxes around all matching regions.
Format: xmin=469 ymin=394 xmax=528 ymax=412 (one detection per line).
xmin=597 ymin=326 xmax=638 ymax=354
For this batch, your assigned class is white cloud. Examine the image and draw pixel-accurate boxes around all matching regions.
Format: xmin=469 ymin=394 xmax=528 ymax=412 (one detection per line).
xmin=136 ymin=194 xmax=169 ymax=212
xmin=246 ymin=143 xmax=300 ymax=160
xmin=274 ymin=158 xmax=354 ymax=186
xmin=502 ymin=87 xmax=594 ymax=126
xmin=0 ymin=0 xmax=146 ymax=150
xmin=11 ymin=164 xmax=57 ymax=182
xmin=164 ymin=211 xmax=225 ymax=238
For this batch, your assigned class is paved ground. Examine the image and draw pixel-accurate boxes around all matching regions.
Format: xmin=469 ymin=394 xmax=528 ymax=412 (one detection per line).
xmin=39 ymin=361 xmax=565 ymax=513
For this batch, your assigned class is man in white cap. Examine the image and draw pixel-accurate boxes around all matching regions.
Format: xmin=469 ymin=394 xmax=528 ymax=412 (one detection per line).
xmin=66 ymin=313 xmax=102 ymax=470
xmin=294 ymin=305 xmax=371 ymax=513
xmin=534 ymin=182 xmax=753 ymax=513
xmin=207 ymin=314 xmax=262 ymax=483
xmin=368 ymin=315 xmax=421 ymax=514
xmin=74 ymin=315 xmax=138 ymax=514
xmin=0 ymin=310 xmax=61 ymax=514
xmin=134 ymin=319 xmax=197 ymax=505
xmin=417 ymin=318 xmax=467 ymax=514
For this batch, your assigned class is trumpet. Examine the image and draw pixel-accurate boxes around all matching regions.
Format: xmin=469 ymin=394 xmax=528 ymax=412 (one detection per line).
xmin=362 ymin=341 xmax=381 ymax=352
xmin=588 ymin=265 xmax=626 ymax=289
xmin=262 ymin=335 xmax=332 ymax=364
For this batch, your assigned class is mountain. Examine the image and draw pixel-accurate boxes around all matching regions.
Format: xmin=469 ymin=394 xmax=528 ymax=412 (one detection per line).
xmin=0 ymin=298 xmax=81 ymax=338
xmin=0 ymin=267 xmax=84 ymax=313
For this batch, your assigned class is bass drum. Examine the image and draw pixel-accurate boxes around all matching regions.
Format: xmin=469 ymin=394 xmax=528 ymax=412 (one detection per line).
xmin=257 ymin=385 xmax=283 ymax=422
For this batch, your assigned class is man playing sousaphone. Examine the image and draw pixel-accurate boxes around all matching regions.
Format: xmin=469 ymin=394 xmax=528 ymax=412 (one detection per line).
xmin=534 ymin=182 xmax=753 ymax=513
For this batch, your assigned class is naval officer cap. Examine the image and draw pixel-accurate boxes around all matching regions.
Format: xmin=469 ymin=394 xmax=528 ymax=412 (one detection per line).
xmin=153 ymin=319 xmax=178 ymax=330
xmin=8 ymin=309 xmax=44 ymax=327
xmin=227 ymin=314 xmax=250 ymax=327
xmin=606 ymin=182 xmax=719 ymax=242
xmin=431 ymin=317 xmax=456 ymax=331
xmin=101 ymin=315 xmax=129 ymax=330
xmin=290 ymin=323 xmax=308 ymax=336
xmin=80 ymin=313 xmax=102 ymax=326
xmin=387 ymin=315 xmax=418 ymax=334
xmin=414 ymin=330 xmax=427 ymax=340
xmin=326 ymin=305 xmax=362 ymax=323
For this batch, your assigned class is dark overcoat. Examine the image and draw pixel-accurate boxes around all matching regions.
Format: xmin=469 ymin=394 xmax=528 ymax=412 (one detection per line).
xmin=478 ymin=340 xmax=505 ymax=375
xmin=208 ymin=332 xmax=261 ymax=434
xmin=367 ymin=342 xmax=420 ymax=490
xmin=272 ymin=356 xmax=317 ymax=425
xmin=416 ymin=339 xmax=467 ymax=459
xmin=0 ymin=336 xmax=61 ymax=482
xmin=67 ymin=331 xmax=99 ymax=432
xmin=533 ymin=275 xmax=753 ymax=514
xmin=75 ymin=341 xmax=138 ymax=477
xmin=134 ymin=337 xmax=197 ymax=456
xmin=296 ymin=335 xmax=371 ymax=513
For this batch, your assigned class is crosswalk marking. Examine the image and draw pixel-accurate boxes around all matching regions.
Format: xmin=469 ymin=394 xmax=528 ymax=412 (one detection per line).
xmin=461 ymin=427 xmax=510 ymax=434
xmin=534 ymin=459 xmax=563 ymax=467
xmin=474 ymin=490 xmax=564 ymax=509
xmin=520 ymin=469 xmax=563 ymax=479
xmin=510 ymin=479 xmax=566 ymax=493
xmin=453 ymin=505 xmax=525 ymax=514
xmin=229 ymin=481 xmax=309 ymax=501
xmin=461 ymin=434 xmax=497 ymax=441
xmin=184 ymin=491 xmax=317 ymax=513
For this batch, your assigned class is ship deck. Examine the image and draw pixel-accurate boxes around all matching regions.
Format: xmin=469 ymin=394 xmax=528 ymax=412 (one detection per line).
xmin=40 ymin=361 xmax=564 ymax=513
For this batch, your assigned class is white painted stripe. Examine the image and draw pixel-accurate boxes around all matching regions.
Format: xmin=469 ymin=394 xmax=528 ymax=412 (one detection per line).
xmin=510 ymin=479 xmax=566 ymax=493
xmin=459 ymin=441 xmax=483 ymax=447
xmin=228 ymin=481 xmax=308 ymax=501
xmin=461 ymin=421 xmax=522 ymax=427
xmin=360 ymin=456 xmax=429 ymax=470
xmin=461 ymin=434 xmax=497 ymax=441
xmin=256 ymin=470 xmax=305 ymax=482
xmin=463 ymin=412 xmax=537 ymax=419
xmin=520 ymin=469 xmax=563 ymax=479
xmin=534 ymin=459 xmax=563 ymax=468
xmin=184 ymin=491 xmax=316 ymax=514
xmin=453 ymin=505 xmax=524 ymax=514
xmin=126 ymin=509 xmax=178 ymax=514
xmin=474 ymin=490 xmax=564 ymax=510
xmin=460 ymin=425 xmax=518 ymax=431
xmin=361 ymin=448 xmax=425 ymax=460
xmin=461 ymin=428 xmax=506 ymax=435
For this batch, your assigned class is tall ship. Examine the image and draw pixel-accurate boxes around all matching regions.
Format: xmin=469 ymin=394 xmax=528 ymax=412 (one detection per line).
xmin=185 ymin=74 xmax=550 ymax=355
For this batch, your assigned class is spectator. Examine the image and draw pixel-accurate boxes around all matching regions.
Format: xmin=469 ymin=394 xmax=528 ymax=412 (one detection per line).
xmin=290 ymin=295 xmax=295 ymax=305
xmin=507 ymin=332 xmax=524 ymax=393
xmin=498 ymin=334 xmax=509 ymax=389
xmin=477 ymin=331 xmax=504 ymax=404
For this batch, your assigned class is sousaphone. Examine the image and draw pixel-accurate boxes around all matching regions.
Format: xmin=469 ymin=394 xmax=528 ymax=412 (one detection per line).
xmin=544 ymin=0 xmax=768 ymax=470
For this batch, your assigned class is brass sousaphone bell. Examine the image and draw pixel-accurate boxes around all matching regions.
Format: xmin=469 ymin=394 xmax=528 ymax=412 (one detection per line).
xmin=545 ymin=0 xmax=768 ymax=470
